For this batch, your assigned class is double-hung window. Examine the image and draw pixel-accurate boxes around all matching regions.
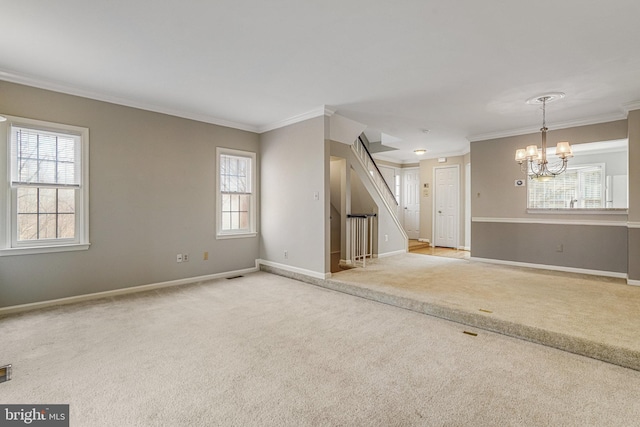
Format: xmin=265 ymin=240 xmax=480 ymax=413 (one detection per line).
xmin=216 ymin=147 xmax=256 ymax=238
xmin=1 ymin=115 xmax=90 ymax=255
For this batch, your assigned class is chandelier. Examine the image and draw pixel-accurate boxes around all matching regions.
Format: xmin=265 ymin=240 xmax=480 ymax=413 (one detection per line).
xmin=515 ymin=93 xmax=573 ymax=181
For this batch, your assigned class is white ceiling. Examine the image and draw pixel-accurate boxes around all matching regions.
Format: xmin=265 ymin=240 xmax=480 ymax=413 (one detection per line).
xmin=2 ymin=1 xmax=640 ymax=163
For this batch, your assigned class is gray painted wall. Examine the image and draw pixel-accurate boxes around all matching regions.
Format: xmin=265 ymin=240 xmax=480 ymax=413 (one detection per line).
xmin=470 ymin=119 xmax=631 ymax=275
xmin=0 ymin=81 xmax=260 ymax=307
xmin=472 ymin=222 xmax=628 ymax=273
xmin=260 ymin=117 xmax=327 ymax=275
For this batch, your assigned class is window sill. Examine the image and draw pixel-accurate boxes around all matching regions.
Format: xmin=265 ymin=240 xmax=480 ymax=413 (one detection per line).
xmin=216 ymin=232 xmax=257 ymax=240
xmin=0 ymin=243 xmax=91 ymax=257
xmin=527 ymin=208 xmax=628 ymax=215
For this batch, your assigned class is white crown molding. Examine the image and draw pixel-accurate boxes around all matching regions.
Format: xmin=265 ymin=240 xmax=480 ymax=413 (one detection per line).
xmin=468 ymin=112 xmax=628 ymax=142
xmin=0 ymin=69 xmax=259 ymax=133
xmin=622 ymin=101 xmax=640 ymax=114
xmin=258 ymin=106 xmax=334 ymax=133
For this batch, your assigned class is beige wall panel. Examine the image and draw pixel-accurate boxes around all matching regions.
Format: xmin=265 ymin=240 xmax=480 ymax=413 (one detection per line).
xmin=260 ymin=117 xmax=327 ymax=274
xmin=0 ymin=81 xmax=260 ymax=307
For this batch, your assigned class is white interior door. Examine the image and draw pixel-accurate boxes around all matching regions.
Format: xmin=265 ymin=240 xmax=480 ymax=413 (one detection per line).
xmin=434 ymin=166 xmax=459 ymax=248
xmin=403 ymin=169 xmax=420 ymax=239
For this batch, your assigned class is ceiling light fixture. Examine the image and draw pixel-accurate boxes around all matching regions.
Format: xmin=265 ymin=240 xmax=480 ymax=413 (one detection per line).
xmin=414 ymin=149 xmax=427 ymax=155
xmin=515 ymin=93 xmax=572 ymax=181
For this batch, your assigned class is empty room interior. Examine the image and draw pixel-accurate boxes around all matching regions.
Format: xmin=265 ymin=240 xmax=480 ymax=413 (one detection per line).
xmin=2 ymin=1 xmax=640 ymax=426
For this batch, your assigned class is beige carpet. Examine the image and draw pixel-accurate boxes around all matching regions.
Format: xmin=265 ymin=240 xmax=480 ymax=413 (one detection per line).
xmin=321 ymin=254 xmax=640 ymax=371
xmin=2 ymin=272 xmax=640 ymax=426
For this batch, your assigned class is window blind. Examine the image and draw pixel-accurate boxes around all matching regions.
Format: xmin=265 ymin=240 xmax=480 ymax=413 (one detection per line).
xmin=10 ymin=126 xmax=82 ymax=187
xmin=528 ymin=164 xmax=604 ymax=209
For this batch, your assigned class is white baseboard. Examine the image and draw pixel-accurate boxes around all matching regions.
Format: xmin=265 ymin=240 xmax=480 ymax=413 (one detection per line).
xmin=627 ymin=279 xmax=640 ymax=286
xmin=418 ymin=238 xmax=430 ymax=243
xmin=0 ymin=265 xmax=260 ymax=316
xmin=470 ymin=257 xmax=628 ymax=280
xmin=458 ymin=246 xmax=470 ymax=251
xmin=257 ymin=259 xmax=330 ymax=280
xmin=378 ymin=249 xmax=407 ymax=258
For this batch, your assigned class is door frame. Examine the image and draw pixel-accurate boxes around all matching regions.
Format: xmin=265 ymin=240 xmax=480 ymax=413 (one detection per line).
xmin=432 ymin=164 xmax=460 ymax=248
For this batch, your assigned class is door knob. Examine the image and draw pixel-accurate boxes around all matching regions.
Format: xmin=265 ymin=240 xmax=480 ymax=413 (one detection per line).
xmin=438 ymin=210 xmax=442 ymax=213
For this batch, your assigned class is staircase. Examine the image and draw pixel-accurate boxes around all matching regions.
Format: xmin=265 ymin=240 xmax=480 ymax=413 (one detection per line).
xmin=350 ymin=136 xmax=408 ymax=254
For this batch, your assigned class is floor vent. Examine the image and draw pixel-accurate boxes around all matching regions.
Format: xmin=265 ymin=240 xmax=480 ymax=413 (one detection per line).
xmin=0 ymin=364 xmax=11 ymax=383
xmin=226 ymin=275 xmax=244 ymax=280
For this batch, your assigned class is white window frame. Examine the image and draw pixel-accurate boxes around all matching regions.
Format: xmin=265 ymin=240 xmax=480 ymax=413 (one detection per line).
xmin=216 ymin=147 xmax=257 ymax=239
xmin=0 ymin=115 xmax=90 ymax=256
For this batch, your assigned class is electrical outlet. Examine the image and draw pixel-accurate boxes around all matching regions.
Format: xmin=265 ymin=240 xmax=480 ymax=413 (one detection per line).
xmin=203 ymin=251 xmax=209 ymax=261
xmin=385 ymin=234 xmax=389 ymax=242
xmin=284 ymin=250 xmax=288 ymax=259
xmin=177 ymin=254 xmax=183 ymax=263
xmin=556 ymin=244 xmax=563 ymax=252
xmin=183 ymin=253 xmax=189 ymax=262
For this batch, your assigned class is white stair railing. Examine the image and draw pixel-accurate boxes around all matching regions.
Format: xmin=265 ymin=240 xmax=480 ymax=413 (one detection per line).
xmin=347 ymin=214 xmax=375 ymax=267
xmin=352 ymin=137 xmax=399 ymax=212
xmin=351 ymin=137 xmax=409 ymax=246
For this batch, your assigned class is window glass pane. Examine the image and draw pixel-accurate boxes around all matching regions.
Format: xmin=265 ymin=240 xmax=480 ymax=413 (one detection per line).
xmin=58 ymin=213 xmax=75 ymax=239
xmin=17 ymin=187 xmax=38 ymax=213
xmin=39 ymin=214 xmax=57 ymax=239
xmin=231 ymin=212 xmax=239 ymax=229
xmin=239 ymin=212 xmax=249 ymax=229
xmin=239 ymin=194 xmax=250 ymax=212
xmin=17 ymin=214 xmax=38 ymax=241
xmin=222 ymin=212 xmax=231 ymax=231
xmin=39 ymin=188 xmax=57 ymax=214
xmin=58 ymin=189 xmax=75 ymax=213
xmin=222 ymin=193 xmax=231 ymax=211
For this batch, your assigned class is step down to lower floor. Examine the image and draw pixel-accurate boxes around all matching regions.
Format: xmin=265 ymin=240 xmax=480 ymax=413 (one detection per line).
xmin=0 ymin=364 xmax=12 ymax=383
